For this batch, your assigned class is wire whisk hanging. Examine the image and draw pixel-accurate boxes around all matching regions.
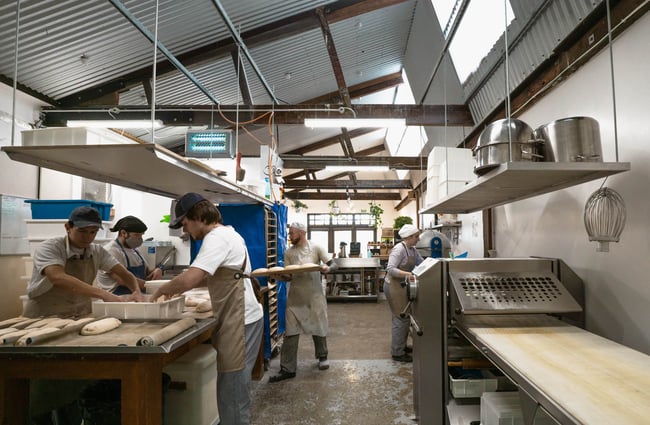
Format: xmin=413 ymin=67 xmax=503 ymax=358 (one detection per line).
xmin=583 ymin=187 xmax=626 ymax=252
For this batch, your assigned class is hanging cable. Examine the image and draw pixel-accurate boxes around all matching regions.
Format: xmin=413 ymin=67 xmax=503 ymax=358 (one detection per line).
xmin=606 ymin=0 xmax=619 ymax=162
xmin=151 ymin=0 xmax=160 ymax=140
xmin=10 ymin=0 xmax=21 ymax=147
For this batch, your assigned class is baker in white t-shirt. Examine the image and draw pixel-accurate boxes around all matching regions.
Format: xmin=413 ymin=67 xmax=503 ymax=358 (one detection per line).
xmin=150 ymin=193 xmax=263 ymax=425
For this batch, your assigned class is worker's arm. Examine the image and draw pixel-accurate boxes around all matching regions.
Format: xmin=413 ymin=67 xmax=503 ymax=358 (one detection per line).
xmin=43 ymin=264 xmax=123 ymax=302
xmin=150 ymin=266 xmax=208 ymax=300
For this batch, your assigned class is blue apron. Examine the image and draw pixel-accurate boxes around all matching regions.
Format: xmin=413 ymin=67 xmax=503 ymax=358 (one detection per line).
xmin=113 ymin=238 xmax=146 ymax=295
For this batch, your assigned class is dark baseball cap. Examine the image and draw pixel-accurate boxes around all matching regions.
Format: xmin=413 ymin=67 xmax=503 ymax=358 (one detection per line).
xmin=68 ymin=206 xmax=103 ymax=229
xmin=110 ymin=215 xmax=147 ymax=233
xmin=169 ymin=192 xmax=208 ymax=229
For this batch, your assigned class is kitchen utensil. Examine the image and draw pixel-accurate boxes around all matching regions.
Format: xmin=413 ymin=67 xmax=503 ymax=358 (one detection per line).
xmin=584 ymin=187 xmax=626 ymax=252
xmin=533 ymin=116 xmax=602 ymax=162
xmin=236 ymin=152 xmax=246 ymax=181
xmin=473 ymin=118 xmax=542 ymax=175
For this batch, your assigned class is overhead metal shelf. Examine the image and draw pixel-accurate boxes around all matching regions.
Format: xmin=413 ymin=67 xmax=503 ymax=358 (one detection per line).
xmin=2 ymin=143 xmax=273 ymax=206
xmin=420 ymin=161 xmax=631 ymax=214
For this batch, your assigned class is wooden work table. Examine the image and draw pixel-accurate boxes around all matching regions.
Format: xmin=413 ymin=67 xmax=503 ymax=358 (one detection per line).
xmin=456 ymin=314 xmax=650 ymax=425
xmin=0 ymin=318 xmax=216 ymax=425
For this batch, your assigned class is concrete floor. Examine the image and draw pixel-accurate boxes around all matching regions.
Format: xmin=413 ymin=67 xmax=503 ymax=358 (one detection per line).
xmin=250 ymin=296 xmax=416 ymax=424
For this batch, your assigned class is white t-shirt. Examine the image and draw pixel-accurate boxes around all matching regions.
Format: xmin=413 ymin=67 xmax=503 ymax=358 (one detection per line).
xmin=190 ymin=225 xmax=263 ymax=324
xmin=28 ymin=236 xmax=120 ymax=298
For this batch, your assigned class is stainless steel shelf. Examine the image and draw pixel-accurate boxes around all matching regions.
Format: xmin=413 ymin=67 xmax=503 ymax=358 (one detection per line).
xmin=420 ymin=161 xmax=630 ymax=214
xmin=2 ymin=143 xmax=273 ymax=205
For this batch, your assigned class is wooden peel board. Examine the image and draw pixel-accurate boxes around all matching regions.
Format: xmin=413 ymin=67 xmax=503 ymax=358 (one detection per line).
xmin=461 ymin=315 xmax=650 ymax=424
xmin=250 ymin=264 xmax=321 ymax=277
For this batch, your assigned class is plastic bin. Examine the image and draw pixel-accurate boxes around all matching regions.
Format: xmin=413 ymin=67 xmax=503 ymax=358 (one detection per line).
xmin=25 ymin=199 xmax=113 ymax=221
xmin=91 ymin=296 xmax=185 ymax=319
xmin=481 ymin=391 xmax=555 ymax=425
xmin=163 ymin=344 xmax=219 ymax=425
xmin=449 ymin=367 xmax=498 ymax=398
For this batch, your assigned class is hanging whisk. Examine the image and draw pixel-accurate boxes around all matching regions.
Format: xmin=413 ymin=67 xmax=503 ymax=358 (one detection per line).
xmin=583 ymin=187 xmax=626 ymax=252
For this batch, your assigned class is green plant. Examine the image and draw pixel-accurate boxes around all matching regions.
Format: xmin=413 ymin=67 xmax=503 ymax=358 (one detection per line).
xmin=368 ymin=201 xmax=384 ymax=229
xmin=393 ymin=216 xmax=413 ymax=229
xmin=292 ymin=200 xmax=308 ymax=212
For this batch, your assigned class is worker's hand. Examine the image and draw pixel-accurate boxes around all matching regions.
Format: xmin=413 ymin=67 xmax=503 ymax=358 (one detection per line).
xmin=147 ymin=268 xmax=164 ymax=280
xmin=101 ymin=291 xmax=125 ymax=303
xmin=320 ymin=265 xmax=330 ymax=274
xmin=127 ymin=291 xmax=147 ymax=302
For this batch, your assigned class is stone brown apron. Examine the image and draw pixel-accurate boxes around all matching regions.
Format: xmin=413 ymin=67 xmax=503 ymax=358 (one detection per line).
xmin=23 ymin=249 xmax=97 ymax=318
xmin=387 ymin=242 xmax=418 ymax=316
xmin=207 ymin=258 xmax=247 ymax=373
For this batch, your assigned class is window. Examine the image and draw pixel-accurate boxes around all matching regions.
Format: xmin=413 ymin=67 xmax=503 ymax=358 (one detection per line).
xmin=432 ymin=0 xmax=515 ymax=83
xmin=306 ymin=213 xmax=378 ymax=255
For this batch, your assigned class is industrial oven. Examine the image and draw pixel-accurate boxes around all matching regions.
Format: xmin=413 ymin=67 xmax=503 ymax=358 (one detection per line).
xmin=407 ymin=257 xmax=586 ymax=425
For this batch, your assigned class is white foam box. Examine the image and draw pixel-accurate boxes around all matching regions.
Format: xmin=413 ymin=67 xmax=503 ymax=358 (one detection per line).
xmin=438 ymin=180 xmax=469 ymax=199
xmin=481 ymin=392 xmax=555 ymax=425
xmin=26 ymin=219 xmax=110 ymax=238
xmin=449 ymin=368 xmax=498 ymax=398
xmin=163 ymin=344 xmax=219 ymax=425
xmin=439 ymin=159 xmax=476 ymax=182
xmin=21 ymin=127 xmax=134 ymax=146
xmin=91 ymin=296 xmax=184 ymax=320
xmin=425 ymin=176 xmax=440 ymax=207
xmin=144 ymin=279 xmax=171 ymax=295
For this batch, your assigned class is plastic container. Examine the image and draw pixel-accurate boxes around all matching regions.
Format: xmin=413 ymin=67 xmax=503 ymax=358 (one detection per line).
xmin=92 ymin=296 xmax=185 ymax=320
xmin=25 ymin=199 xmax=113 ymax=220
xmin=25 ymin=219 xmax=110 ymax=238
xmin=449 ymin=367 xmax=498 ymax=398
xmin=481 ymin=391 xmax=555 ymax=425
xmin=163 ymin=344 xmax=219 ymax=425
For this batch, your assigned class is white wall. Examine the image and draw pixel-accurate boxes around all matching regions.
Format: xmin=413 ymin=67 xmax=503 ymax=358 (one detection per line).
xmin=493 ymin=13 xmax=650 ymax=354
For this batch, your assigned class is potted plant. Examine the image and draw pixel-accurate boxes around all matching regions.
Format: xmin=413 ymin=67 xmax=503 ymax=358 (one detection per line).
xmin=368 ymin=201 xmax=383 ymax=229
xmin=393 ymin=216 xmax=413 ymax=230
xmin=292 ymin=200 xmax=308 ymax=213
xmin=328 ymin=200 xmax=340 ymax=215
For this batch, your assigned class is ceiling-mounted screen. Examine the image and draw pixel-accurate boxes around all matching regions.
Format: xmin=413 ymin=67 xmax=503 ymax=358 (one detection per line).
xmin=185 ymin=130 xmax=234 ymax=158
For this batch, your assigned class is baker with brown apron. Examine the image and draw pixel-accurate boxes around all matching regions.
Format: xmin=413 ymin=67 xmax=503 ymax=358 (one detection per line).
xmin=383 ymin=223 xmax=424 ymax=362
xmin=151 ymin=192 xmax=263 ymax=425
xmin=24 ymin=206 xmax=140 ymax=424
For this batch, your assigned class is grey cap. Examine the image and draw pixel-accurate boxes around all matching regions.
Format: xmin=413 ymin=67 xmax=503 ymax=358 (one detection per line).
xmin=69 ymin=206 xmax=103 ymax=229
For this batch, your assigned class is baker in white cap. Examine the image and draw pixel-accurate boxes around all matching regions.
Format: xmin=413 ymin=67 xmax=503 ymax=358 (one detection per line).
xmin=383 ymin=223 xmax=424 ymax=362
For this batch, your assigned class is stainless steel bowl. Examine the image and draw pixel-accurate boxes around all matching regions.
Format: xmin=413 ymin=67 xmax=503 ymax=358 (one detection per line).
xmin=474 ymin=118 xmax=539 ymax=174
xmin=533 ymin=116 xmax=602 ymax=162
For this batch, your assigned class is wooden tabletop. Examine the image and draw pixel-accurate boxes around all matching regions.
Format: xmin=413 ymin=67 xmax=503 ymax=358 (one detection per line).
xmin=461 ymin=315 xmax=650 ymax=424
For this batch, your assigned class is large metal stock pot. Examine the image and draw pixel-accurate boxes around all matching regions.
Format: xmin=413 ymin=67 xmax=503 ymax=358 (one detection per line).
xmin=533 ymin=116 xmax=602 ymax=162
xmin=473 ymin=118 xmax=541 ymax=175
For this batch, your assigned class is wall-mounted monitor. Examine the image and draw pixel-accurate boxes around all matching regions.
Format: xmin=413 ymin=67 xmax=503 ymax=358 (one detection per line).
xmin=185 ymin=130 xmax=234 ymax=158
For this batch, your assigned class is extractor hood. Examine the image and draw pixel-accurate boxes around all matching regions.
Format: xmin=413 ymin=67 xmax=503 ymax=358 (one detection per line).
xmin=2 ymin=143 xmax=272 ymax=205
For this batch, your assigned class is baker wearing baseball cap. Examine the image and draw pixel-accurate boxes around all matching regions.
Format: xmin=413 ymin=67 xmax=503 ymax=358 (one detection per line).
xmin=169 ymin=192 xmax=208 ymax=229
xmin=23 ymin=205 xmax=144 ymax=319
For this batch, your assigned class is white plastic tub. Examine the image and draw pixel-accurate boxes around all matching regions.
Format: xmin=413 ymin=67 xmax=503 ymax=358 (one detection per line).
xmin=92 ymin=296 xmax=184 ymax=320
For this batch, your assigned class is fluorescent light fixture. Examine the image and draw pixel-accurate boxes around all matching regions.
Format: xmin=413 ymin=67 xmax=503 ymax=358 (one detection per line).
xmin=66 ymin=120 xmax=163 ymax=129
xmin=304 ymin=118 xmax=405 ymax=128
xmin=325 ymin=165 xmax=390 ymax=172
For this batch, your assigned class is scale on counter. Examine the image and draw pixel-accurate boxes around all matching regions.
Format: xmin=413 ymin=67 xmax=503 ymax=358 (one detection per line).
xmin=449 ymin=271 xmax=583 ymax=314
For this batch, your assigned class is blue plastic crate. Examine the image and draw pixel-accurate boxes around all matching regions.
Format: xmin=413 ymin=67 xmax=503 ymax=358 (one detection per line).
xmin=25 ymin=199 xmax=113 ymax=221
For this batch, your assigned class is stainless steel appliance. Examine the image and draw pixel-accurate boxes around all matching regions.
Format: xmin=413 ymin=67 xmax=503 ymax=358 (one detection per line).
xmin=408 ymin=257 xmax=585 ymax=425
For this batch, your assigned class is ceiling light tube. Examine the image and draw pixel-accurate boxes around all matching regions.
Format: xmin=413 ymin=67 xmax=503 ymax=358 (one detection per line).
xmin=325 ymin=165 xmax=390 ymax=172
xmin=66 ymin=119 xmax=163 ymax=129
xmin=304 ymin=118 xmax=405 ymax=128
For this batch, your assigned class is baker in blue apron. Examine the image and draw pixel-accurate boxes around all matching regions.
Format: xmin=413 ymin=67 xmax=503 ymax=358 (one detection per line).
xmin=383 ymin=223 xmax=423 ymax=363
xmin=97 ymin=215 xmax=163 ymax=295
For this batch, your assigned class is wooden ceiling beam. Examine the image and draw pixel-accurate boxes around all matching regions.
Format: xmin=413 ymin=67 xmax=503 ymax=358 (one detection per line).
xmin=281 ymin=155 xmax=426 ymax=170
xmin=284 ymin=179 xmax=412 ymax=189
xmin=286 ymin=192 xmax=401 ymax=201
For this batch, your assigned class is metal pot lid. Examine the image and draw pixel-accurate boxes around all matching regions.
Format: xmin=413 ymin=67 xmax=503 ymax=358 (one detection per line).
xmin=476 ymin=118 xmax=533 ymax=148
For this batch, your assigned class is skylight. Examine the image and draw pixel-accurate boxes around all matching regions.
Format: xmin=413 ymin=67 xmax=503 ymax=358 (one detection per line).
xmin=433 ymin=0 xmax=514 ymax=83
